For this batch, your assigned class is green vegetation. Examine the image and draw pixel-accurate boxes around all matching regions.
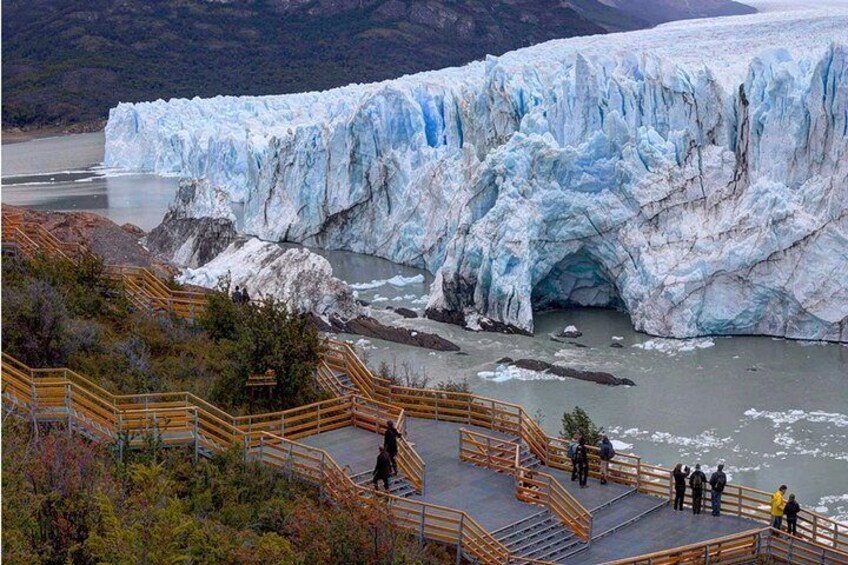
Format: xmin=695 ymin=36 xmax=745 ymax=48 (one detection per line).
xmin=1 ymin=0 xmax=605 ymax=128
xmin=1 ymin=418 xmax=452 ymax=564
xmin=560 ymin=406 xmax=605 ymax=445
xmin=1 ymin=254 xmax=323 ymax=413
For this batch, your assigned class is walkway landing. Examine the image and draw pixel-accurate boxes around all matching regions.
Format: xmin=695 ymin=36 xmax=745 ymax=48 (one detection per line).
xmin=301 ymin=417 xmax=759 ymax=563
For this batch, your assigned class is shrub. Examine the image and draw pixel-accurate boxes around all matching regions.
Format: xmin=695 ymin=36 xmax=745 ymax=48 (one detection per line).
xmin=560 ymin=406 xmax=605 ymax=445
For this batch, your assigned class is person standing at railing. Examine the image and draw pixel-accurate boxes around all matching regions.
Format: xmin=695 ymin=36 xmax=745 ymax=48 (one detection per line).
xmin=598 ymin=435 xmax=616 ymax=485
xmin=672 ymin=464 xmax=690 ymax=511
xmin=709 ymin=464 xmax=727 ymax=516
xmin=568 ymin=432 xmax=583 ymax=482
xmin=689 ymin=464 xmax=707 ymax=514
xmin=242 ymin=287 xmax=251 ymax=304
xmin=783 ymin=494 xmax=800 ymax=535
xmin=384 ymin=420 xmax=402 ymax=476
xmin=576 ymin=437 xmax=590 ymax=488
xmin=373 ymin=446 xmax=393 ymax=491
xmin=232 ymin=285 xmax=243 ymax=304
xmin=771 ymin=485 xmax=788 ymax=530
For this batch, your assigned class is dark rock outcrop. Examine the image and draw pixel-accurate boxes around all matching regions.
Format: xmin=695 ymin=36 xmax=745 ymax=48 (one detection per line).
xmin=387 ymin=306 xmax=419 ymax=319
xmin=505 ymin=358 xmax=635 ymax=386
xmin=147 ymin=217 xmax=237 ymax=268
xmin=313 ymin=314 xmax=460 ymax=352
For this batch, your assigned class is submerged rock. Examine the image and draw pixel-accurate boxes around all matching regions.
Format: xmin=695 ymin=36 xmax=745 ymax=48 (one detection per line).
xmin=335 ymin=316 xmax=460 ymax=352
xmin=508 ymin=358 xmax=635 ymax=386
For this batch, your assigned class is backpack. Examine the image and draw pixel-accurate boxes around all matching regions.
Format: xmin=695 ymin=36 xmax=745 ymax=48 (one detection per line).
xmin=714 ymin=474 xmax=726 ymax=491
xmin=607 ymin=444 xmax=616 ymax=460
xmin=567 ymin=442 xmax=577 ymax=459
xmin=692 ymin=473 xmax=704 ymax=490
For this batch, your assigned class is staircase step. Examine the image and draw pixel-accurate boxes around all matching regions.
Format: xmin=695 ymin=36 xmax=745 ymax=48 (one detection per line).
xmin=519 ymin=529 xmax=577 ymax=558
xmin=496 ymin=512 xmax=556 ymax=545
xmin=491 ymin=510 xmax=549 ymax=538
xmin=591 ymin=497 xmax=668 ymax=541
xmin=504 ymin=521 xmax=563 ymax=552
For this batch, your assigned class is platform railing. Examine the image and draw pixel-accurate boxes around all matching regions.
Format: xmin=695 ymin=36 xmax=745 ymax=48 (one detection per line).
xmin=1 ymin=353 xmax=556 ymax=565
xmin=324 ymin=338 xmax=848 ymax=553
xmin=458 ymin=428 xmax=593 ymax=543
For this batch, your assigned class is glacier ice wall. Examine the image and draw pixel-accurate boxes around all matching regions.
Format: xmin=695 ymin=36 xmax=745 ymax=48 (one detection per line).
xmin=105 ymin=5 xmax=848 ymax=341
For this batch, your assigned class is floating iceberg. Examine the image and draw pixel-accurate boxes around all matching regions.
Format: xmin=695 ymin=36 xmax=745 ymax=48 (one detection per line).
xmin=106 ymin=3 xmax=848 ymax=341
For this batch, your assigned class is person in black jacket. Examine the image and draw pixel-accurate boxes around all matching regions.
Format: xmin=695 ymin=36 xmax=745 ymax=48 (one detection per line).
xmin=672 ymin=463 xmax=690 ymax=511
xmin=383 ymin=420 xmax=402 ymax=475
xmin=709 ymin=464 xmax=728 ymax=516
xmin=598 ymin=435 xmax=616 ymax=485
xmin=784 ymin=494 xmax=801 ymax=535
xmin=689 ymin=464 xmax=707 ymax=514
xmin=373 ymin=446 xmax=392 ymax=491
xmin=576 ymin=438 xmax=590 ymax=488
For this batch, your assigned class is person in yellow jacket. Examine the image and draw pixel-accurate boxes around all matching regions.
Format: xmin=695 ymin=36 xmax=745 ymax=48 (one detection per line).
xmin=771 ymin=485 xmax=788 ymax=530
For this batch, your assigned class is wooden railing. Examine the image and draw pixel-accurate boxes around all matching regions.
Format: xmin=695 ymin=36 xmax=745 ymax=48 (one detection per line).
xmin=105 ymin=265 xmax=208 ymax=321
xmin=603 ymin=527 xmax=848 ymax=565
xmin=458 ymin=428 xmax=593 ymax=543
xmin=325 ymin=338 xmax=848 ymax=553
xmin=1 ymin=211 xmax=210 ymax=321
xmin=459 ymin=428 xmax=521 ymax=475
xmin=515 ymin=467 xmax=593 ymax=544
xmin=1 ymin=352 xmax=557 ymax=565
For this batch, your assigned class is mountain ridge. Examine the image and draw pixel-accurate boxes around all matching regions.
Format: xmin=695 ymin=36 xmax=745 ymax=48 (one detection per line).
xmin=2 ymin=0 xmax=755 ymax=129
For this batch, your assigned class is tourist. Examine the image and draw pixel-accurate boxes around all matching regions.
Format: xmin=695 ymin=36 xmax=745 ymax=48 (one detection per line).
xmin=783 ymin=494 xmax=800 ymax=536
xmin=232 ymin=285 xmax=243 ymax=304
xmin=383 ymin=420 xmax=402 ymax=476
xmin=772 ymin=485 xmax=788 ymax=530
xmin=689 ymin=464 xmax=707 ymax=514
xmin=372 ymin=446 xmax=392 ymax=492
xmin=709 ymin=464 xmax=727 ymax=516
xmin=672 ymin=464 xmax=690 ymax=511
xmin=576 ymin=437 xmax=590 ymax=488
xmin=598 ymin=435 xmax=616 ymax=485
xmin=241 ymin=287 xmax=251 ymax=304
xmin=568 ymin=432 xmax=582 ymax=482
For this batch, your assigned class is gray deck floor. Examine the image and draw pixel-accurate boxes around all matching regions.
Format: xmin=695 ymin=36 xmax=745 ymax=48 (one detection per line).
xmin=300 ymin=417 xmax=760 ymax=563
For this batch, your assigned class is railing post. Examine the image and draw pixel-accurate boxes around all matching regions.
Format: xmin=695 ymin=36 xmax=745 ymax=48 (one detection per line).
xmin=243 ymin=435 xmax=249 ymax=462
xmin=319 ymin=452 xmax=326 ymax=501
xmin=193 ymin=408 xmax=199 ymax=463
xmin=703 ymin=545 xmax=710 ymax=564
xmin=635 ymin=457 xmax=642 ymax=491
xmin=65 ymin=382 xmax=73 ymax=436
xmin=456 ymin=513 xmax=464 ymax=565
xmin=280 ymin=415 xmax=285 ymax=437
xmin=419 ymin=506 xmax=426 ymax=545
xmin=259 ymin=435 xmax=265 ymax=464
xmin=486 ymin=436 xmax=492 ymax=468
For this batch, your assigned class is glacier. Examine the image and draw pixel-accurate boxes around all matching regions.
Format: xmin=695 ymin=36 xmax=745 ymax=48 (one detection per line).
xmin=105 ymin=1 xmax=848 ymax=341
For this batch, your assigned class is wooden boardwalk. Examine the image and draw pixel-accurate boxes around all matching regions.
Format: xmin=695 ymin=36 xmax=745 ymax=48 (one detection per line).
xmin=3 ymin=217 xmax=847 ymax=564
xmin=303 ymin=418 xmax=760 ymax=563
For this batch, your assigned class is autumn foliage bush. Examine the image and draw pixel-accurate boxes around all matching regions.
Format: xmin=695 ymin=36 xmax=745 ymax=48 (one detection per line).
xmin=2 ymin=419 xmax=452 ymax=564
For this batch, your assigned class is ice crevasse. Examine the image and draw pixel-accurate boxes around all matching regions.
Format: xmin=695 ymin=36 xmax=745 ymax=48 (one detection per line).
xmin=105 ymin=4 xmax=848 ymax=341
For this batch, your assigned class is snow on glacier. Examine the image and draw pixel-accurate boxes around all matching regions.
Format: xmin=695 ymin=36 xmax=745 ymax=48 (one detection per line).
xmin=105 ymin=2 xmax=848 ymax=341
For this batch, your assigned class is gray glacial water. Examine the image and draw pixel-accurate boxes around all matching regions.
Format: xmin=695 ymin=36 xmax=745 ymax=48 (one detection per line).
xmin=1 ymin=132 xmax=177 ymax=230
xmin=4 ymin=133 xmax=846 ymax=524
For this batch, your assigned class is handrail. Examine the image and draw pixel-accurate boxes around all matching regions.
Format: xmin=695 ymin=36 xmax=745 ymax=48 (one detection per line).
xmin=1 ymin=211 xmax=209 ymax=321
xmin=600 ymin=527 xmax=768 ymax=565
xmin=325 ymin=339 xmax=848 ymax=553
xmin=458 ymin=428 xmax=592 ymax=542
xmin=1 ymin=353 xmax=552 ymax=565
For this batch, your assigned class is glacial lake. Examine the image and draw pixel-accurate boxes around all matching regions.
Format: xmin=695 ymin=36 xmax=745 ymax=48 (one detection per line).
xmin=3 ymin=133 xmax=847 ymax=523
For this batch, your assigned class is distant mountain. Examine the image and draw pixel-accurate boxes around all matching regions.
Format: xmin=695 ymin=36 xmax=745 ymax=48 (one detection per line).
xmin=0 ymin=0 xmax=756 ymax=129
xmin=570 ymin=0 xmax=757 ymax=28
